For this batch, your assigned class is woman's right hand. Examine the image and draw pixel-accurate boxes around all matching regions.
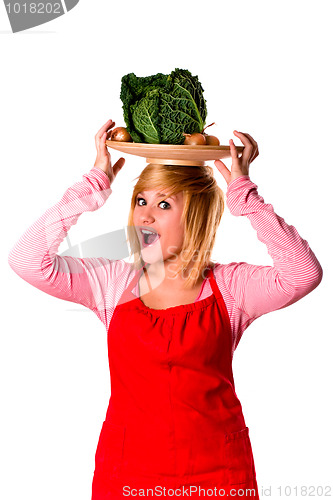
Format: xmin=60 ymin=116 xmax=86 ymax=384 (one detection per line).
xmin=94 ymin=119 xmax=125 ymax=183
xmin=214 ymin=131 xmax=259 ymax=186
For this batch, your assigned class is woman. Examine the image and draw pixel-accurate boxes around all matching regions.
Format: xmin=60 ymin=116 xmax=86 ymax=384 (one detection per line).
xmin=8 ymin=119 xmax=323 ymax=499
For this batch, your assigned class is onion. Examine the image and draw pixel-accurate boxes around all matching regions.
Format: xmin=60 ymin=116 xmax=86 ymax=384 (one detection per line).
xmin=204 ymin=135 xmax=220 ymax=146
xmin=110 ymin=127 xmax=132 ymax=142
xmin=183 ymin=132 xmax=206 ymax=145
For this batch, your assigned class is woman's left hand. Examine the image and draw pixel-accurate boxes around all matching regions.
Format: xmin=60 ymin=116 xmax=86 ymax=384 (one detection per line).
xmin=214 ymin=131 xmax=259 ymax=186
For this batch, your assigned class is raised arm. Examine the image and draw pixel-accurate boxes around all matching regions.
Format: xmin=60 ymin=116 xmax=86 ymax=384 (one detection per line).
xmin=223 ymin=175 xmax=322 ymax=319
xmin=215 ymin=131 xmax=323 ymax=321
xmin=8 ymin=119 xmax=126 ymax=322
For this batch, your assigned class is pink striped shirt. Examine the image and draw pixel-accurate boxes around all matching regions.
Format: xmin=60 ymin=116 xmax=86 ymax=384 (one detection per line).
xmin=8 ymin=167 xmax=323 ymax=355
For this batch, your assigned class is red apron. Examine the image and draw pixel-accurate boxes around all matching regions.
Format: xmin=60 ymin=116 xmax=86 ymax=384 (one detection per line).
xmin=91 ymin=264 xmax=260 ymax=499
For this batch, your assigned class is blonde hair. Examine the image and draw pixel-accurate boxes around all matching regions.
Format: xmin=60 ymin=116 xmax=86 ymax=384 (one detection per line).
xmin=127 ymin=163 xmax=224 ymax=289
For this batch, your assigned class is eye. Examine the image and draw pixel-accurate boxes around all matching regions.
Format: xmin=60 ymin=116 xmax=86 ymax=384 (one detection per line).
xmin=136 ymin=197 xmax=146 ymax=206
xmin=136 ymin=197 xmax=170 ymax=209
xmin=158 ymin=201 xmax=170 ymax=209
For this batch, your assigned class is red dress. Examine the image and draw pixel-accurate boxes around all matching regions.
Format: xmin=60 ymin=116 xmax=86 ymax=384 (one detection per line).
xmin=91 ymin=263 xmax=260 ymax=499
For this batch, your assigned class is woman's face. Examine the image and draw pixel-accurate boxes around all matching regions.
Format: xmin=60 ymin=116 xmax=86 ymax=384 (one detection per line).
xmin=133 ymin=189 xmax=185 ymax=265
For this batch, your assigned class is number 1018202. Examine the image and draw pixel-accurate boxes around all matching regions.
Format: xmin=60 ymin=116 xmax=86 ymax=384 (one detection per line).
xmin=5 ymin=3 xmax=62 ymax=14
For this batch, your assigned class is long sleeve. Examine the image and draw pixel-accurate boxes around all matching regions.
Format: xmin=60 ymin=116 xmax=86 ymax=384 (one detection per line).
xmin=7 ymin=167 xmax=125 ymax=322
xmin=220 ymin=175 xmax=323 ymax=326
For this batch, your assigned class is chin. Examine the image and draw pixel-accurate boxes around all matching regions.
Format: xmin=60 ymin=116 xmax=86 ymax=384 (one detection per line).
xmin=140 ymin=244 xmax=164 ymax=265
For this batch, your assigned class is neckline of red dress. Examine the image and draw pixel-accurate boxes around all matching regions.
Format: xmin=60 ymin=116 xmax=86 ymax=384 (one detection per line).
xmin=131 ymin=264 xmax=218 ymax=315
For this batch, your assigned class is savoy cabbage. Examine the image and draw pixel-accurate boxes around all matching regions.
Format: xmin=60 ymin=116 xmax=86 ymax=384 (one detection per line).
xmin=120 ymin=68 xmax=207 ymax=144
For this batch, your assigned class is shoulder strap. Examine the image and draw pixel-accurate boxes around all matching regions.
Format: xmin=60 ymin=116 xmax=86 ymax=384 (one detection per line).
xmin=117 ymin=265 xmax=145 ymax=306
xmin=207 ymin=264 xmax=223 ymax=299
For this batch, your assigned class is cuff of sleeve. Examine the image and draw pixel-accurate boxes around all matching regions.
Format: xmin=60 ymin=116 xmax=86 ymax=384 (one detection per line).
xmin=226 ymin=175 xmax=263 ymax=216
xmin=89 ymin=167 xmax=111 ymax=189
xmin=226 ymin=175 xmax=251 ymax=193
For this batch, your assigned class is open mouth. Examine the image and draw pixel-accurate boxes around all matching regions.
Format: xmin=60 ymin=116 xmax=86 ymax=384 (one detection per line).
xmin=140 ymin=228 xmax=160 ymax=248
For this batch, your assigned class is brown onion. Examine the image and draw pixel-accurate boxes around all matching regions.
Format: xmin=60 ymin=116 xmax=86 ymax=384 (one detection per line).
xmin=111 ymin=127 xmax=132 ymax=142
xmin=204 ymin=135 xmax=220 ymax=146
xmin=183 ymin=132 xmax=206 ymax=145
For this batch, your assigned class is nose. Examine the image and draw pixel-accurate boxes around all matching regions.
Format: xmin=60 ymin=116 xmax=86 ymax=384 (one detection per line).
xmin=139 ymin=206 xmax=155 ymax=224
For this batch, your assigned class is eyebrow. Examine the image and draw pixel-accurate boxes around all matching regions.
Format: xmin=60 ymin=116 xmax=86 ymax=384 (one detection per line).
xmin=137 ymin=192 xmax=175 ymax=199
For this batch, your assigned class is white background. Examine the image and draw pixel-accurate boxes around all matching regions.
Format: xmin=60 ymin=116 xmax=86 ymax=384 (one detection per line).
xmin=1 ymin=1 xmax=332 ymax=499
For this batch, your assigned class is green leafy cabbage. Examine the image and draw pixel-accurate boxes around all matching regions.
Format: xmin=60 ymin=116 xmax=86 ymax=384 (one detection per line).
xmin=120 ymin=68 xmax=207 ymax=144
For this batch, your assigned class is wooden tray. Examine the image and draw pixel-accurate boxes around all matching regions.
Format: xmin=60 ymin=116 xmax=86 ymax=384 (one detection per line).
xmin=105 ymin=141 xmax=244 ymax=166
